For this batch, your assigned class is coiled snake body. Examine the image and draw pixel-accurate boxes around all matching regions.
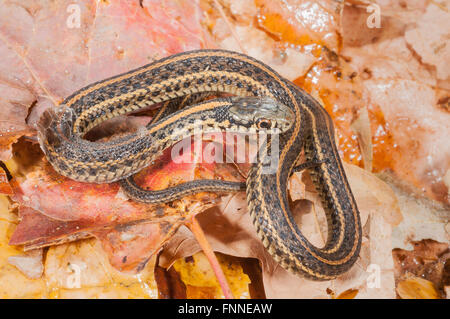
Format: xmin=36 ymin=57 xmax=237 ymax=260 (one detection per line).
xmin=38 ymin=50 xmax=362 ymax=280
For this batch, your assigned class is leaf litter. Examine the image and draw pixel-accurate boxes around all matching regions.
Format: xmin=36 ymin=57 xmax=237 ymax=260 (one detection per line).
xmin=0 ymin=0 xmax=448 ymax=298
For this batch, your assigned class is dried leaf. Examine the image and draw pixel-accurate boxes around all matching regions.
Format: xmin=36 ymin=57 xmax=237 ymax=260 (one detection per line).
xmin=0 ymin=0 xmax=206 ymax=160
xmin=397 ymin=276 xmax=440 ymax=299
xmin=9 ymin=139 xmax=241 ymax=272
xmin=1 ymin=0 xmax=218 ymax=280
xmin=185 ymin=216 xmax=235 ymax=298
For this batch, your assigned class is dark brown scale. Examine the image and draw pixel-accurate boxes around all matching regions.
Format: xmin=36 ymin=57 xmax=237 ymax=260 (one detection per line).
xmin=160 ymin=73 xmax=170 ymax=81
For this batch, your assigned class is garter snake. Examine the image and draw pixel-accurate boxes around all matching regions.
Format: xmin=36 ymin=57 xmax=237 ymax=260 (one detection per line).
xmin=37 ymin=49 xmax=362 ymax=280
xmin=38 ymin=96 xmax=292 ymax=183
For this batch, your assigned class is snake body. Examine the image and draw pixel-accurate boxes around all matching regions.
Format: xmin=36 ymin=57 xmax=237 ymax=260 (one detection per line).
xmin=38 ymin=96 xmax=291 ymax=183
xmin=37 ymin=49 xmax=362 ymax=280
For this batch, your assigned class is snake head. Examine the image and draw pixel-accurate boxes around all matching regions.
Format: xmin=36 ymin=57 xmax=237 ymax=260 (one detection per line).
xmin=228 ymin=96 xmax=294 ymax=133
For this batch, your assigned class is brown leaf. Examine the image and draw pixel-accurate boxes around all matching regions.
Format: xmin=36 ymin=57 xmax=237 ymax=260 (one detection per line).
xmin=92 ymin=223 xmax=173 ymax=274
xmin=0 ymin=205 xmax=46 ymax=298
xmin=364 ymin=79 xmax=450 ymax=204
xmin=341 ymin=4 xmax=387 ymax=47
xmin=208 ymin=0 xmax=319 ymax=81
xmin=345 ymin=164 xmax=402 ymax=227
xmin=154 ymin=263 xmax=187 ymax=299
xmin=1 ymin=0 xmax=448 ymax=299
xmin=9 ymin=114 xmax=250 ymax=271
xmin=0 ymin=122 xmax=34 ymax=161
xmin=393 ymin=239 xmax=449 ymax=298
xmin=9 ymin=206 xmax=93 ymax=248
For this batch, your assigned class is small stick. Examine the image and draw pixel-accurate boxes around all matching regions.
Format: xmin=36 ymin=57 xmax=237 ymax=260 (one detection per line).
xmin=186 ymin=215 xmax=235 ymax=299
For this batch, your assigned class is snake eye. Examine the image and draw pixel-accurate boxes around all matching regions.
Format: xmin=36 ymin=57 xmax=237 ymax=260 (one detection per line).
xmin=256 ymin=118 xmax=272 ymax=129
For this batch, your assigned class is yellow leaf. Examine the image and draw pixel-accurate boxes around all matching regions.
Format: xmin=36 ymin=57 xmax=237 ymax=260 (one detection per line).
xmin=337 ymin=289 xmax=359 ymax=299
xmin=397 ymin=276 xmax=440 ymax=299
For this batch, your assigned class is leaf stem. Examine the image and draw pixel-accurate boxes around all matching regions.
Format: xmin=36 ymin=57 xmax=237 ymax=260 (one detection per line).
xmin=186 ymin=215 xmax=235 ymax=299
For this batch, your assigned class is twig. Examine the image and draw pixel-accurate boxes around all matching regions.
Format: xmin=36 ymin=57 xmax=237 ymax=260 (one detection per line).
xmin=186 ymin=215 xmax=235 ymax=299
